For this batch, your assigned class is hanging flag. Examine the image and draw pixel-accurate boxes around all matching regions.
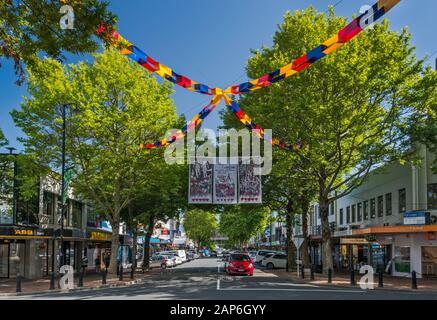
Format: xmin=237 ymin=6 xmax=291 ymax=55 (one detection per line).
xmin=238 ymin=163 xmax=262 ymax=204
xmin=213 ymin=164 xmax=238 ymax=204
xmin=188 ymin=161 xmax=214 ymax=204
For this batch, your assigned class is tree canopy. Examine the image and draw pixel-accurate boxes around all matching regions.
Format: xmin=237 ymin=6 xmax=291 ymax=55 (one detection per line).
xmin=183 ymin=209 xmax=218 ymax=248
xmin=1 ymin=0 xmax=115 ymax=84
xmin=11 ymin=48 xmax=180 ymax=273
xmin=223 ymin=6 xmax=431 ymax=272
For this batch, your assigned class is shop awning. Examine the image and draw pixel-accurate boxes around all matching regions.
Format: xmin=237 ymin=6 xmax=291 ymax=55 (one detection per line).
xmin=352 ymin=225 xmax=437 ymax=235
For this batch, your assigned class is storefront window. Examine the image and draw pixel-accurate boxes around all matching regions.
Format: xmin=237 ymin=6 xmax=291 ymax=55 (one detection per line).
xmin=385 ymin=193 xmax=392 ymax=216
xmin=421 ymin=246 xmax=437 ymax=277
xmin=394 ymin=246 xmax=410 ymax=273
xmin=427 ymin=184 xmax=437 ymax=210
xmin=370 ymin=198 xmax=376 ymax=219
xmin=377 ymin=195 xmax=383 ymax=218
xmin=357 ymin=203 xmax=362 ymax=222
xmin=399 ymin=188 xmax=406 ymax=213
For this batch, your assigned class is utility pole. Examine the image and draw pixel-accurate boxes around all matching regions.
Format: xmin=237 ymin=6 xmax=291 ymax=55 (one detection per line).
xmin=59 ymin=104 xmax=67 ymax=269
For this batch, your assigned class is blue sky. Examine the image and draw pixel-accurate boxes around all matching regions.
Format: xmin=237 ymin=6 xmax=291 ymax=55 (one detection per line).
xmin=1 ymin=0 xmax=436 ymax=152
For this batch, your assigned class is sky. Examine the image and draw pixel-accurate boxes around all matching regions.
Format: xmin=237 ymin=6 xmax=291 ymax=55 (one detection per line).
xmin=1 ymin=0 xmax=437 ymax=152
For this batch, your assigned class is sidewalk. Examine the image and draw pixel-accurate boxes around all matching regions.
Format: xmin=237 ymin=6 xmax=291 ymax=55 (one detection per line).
xmin=268 ymin=269 xmax=437 ymax=292
xmin=0 ymin=270 xmax=160 ymax=296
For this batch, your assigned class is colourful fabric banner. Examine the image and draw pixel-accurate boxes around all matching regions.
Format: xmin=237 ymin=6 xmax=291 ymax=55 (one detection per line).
xmin=99 ymin=0 xmax=401 ymax=153
xmin=139 ymin=94 xmax=223 ymax=150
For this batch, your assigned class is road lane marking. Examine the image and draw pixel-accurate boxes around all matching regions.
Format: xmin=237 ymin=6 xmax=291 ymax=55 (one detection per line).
xmin=217 ymin=287 xmax=365 ymax=293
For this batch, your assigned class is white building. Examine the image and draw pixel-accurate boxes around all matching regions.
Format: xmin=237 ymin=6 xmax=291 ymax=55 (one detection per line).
xmin=307 ymin=146 xmax=437 ymax=278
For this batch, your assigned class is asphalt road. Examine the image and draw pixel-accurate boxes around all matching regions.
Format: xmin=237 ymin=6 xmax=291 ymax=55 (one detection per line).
xmin=4 ymin=258 xmax=437 ymax=300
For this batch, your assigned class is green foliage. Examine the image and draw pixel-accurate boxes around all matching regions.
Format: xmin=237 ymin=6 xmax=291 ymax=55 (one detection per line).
xmin=219 ymin=205 xmax=269 ymax=247
xmin=224 ymin=6 xmax=427 ymax=201
xmin=0 ymin=0 xmax=116 ymax=84
xmin=183 ymin=209 xmax=218 ymax=247
xmin=0 ymin=129 xmax=8 ymax=148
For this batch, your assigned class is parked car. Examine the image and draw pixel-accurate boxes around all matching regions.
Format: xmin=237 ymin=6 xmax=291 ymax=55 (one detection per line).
xmin=162 ymin=253 xmax=183 ymax=265
xmin=261 ymin=253 xmax=287 ymax=269
xmin=226 ymin=253 xmax=254 ymax=276
xmin=148 ymin=255 xmax=170 ymax=269
xmin=255 ymin=250 xmax=279 ymax=263
xmin=186 ymin=252 xmax=194 ymax=261
xmin=210 ymin=251 xmax=218 ymax=257
xmin=161 ymin=250 xmax=187 ymax=263
xmin=249 ymin=251 xmax=258 ymax=260
xmin=188 ymin=251 xmax=200 ymax=259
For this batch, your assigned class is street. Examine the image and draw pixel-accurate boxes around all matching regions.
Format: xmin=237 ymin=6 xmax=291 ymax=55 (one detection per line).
xmin=4 ymin=258 xmax=437 ymax=300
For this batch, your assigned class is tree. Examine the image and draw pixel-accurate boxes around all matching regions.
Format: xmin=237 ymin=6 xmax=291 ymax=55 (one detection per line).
xmin=219 ymin=205 xmax=269 ymax=249
xmin=11 ymin=48 xmax=179 ymax=274
xmin=184 ymin=209 xmax=218 ymax=249
xmin=223 ymin=7 xmax=428 ymax=273
xmin=1 ymin=0 xmax=115 ymax=84
xmin=0 ymin=129 xmax=8 ymax=148
xmin=261 ymin=152 xmax=317 ymax=270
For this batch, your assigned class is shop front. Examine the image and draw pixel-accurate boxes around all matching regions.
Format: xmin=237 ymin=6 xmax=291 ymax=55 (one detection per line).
xmin=85 ymin=229 xmax=112 ymax=272
xmin=352 ymin=225 xmax=437 ymax=278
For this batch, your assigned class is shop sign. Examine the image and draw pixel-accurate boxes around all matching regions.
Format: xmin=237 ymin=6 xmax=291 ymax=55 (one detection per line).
xmin=89 ymin=231 xmax=112 ymax=241
xmin=340 ymin=238 xmax=370 ymax=245
xmin=403 ymin=211 xmax=429 ymax=225
xmin=14 ymin=229 xmax=34 ymax=236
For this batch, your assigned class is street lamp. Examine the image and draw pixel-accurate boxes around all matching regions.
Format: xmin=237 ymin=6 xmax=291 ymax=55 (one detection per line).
xmin=5 ymin=147 xmax=17 ymax=225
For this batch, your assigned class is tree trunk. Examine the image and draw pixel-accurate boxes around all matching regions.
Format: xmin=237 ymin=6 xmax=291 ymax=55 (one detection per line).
xmin=108 ymin=219 xmax=120 ymax=274
xmin=319 ymin=193 xmax=333 ymax=274
xmin=285 ymin=200 xmax=296 ymax=272
xmin=132 ymin=229 xmax=138 ymax=272
xmin=301 ymin=197 xmax=311 ymax=268
xmin=142 ymin=214 xmax=155 ymax=271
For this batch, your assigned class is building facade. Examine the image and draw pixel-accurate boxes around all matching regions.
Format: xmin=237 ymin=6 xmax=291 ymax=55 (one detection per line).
xmin=306 ymin=146 xmax=437 ymax=278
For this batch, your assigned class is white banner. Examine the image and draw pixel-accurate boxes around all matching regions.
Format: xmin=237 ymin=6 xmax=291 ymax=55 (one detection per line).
xmin=238 ymin=164 xmax=262 ymax=204
xmin=188 ymin=161 xmax=213 ymax=203
xmin=213 ymin=164 xmax=238 ymax=204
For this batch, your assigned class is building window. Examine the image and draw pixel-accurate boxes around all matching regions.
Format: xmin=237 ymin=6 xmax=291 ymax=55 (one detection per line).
xmin=385 ymin=193 xmax=392 ymax=216
xmin=329 ymin=202 xmax=334 ymax=216
xmin=377 ymin=195 xmax=384 ymax=218
xmin=339 ymin=208 xmax=343 ymax=225
xmin=71 ymin=201 xmax=83 ymax=228
xmin=352 ymin=205 xmax=356 ymax=223
xmin=363 ymin=201 xmax=369 ymax=220
xmin=427 ymin=184 xmax=437 ymax=210
xmin=370 ymin=198 xmax=376 ymax=219
xmin=357 ymin=203 xmax=362 ymax=222
xmin=399 ymin=188 xmax=406 ymax=213
xmin=346 ymin=206 xmax=350 ymax=224
xmin=43 ymin=191 xmax=55 ymax=224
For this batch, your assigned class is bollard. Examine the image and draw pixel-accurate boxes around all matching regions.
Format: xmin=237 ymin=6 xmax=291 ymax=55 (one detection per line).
xmin=49 ymin=272 xmax=56 ymax=290
xmin=328 ymin=268 xmax=332 ymax=283
xmin=78 ymin=267 xmax=84 ymax=287
xmin=310 ymin=265 xmax=315 ymax=281
xmin=16 ymin=273 xmax=22 ymax=293
xmin=350 ymin=268 xmax=356 ymax=285
xmin=131 ymin=263 xmax=135 ymax=280
xmin=301 ymin=265 xmax=305 ymax=279
xmin=378 ymin=270 xmax=384 ymax=288
xmin=102 ymin=269 xmax=107 ymax=285
xmin=411 ymin=271 xmax=418 ymax=289
xmin=119 ymin=265 xmax=123 ymax=281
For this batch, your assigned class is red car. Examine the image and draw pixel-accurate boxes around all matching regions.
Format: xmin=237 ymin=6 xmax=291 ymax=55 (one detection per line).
xmin=226 ymin=253 xmax=254 ymax=276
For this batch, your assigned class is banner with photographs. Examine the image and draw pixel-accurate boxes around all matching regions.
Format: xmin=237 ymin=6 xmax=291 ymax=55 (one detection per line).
xmin=213 ymin=164 xmax=238 ymax=204
xmin=188 ymin=160 xmax=213 ymax=203
xmin=238 ymin=163 xmax=262 ymax=204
